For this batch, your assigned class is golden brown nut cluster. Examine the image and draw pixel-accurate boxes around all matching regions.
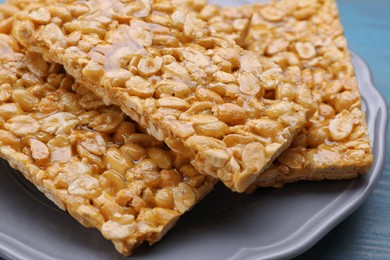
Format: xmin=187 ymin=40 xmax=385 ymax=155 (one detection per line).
xmin=11 ymin=0 xmax=317 ymax=192
xmin=0 ymin=34 xmax=215 ymax=256
xmin=243 ymin=0 xmax=372 ymax=189
xmin=0 ymin=4 xmax=20 ymax=33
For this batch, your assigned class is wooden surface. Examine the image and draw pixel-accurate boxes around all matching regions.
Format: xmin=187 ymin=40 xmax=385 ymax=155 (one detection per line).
xmin=0 ymin=0 xmax=389 ymax=259
xmin=298 ymin=0 xmax=390 ymax=259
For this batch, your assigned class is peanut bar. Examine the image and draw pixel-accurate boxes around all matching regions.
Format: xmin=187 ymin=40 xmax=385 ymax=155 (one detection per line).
xmin=11 ymin=0 xmax=317 ymax=192
xmin=243 ymin=0 xmax=373 ymax=189
xmin=0 ymin=29 xmax=215 ymax=256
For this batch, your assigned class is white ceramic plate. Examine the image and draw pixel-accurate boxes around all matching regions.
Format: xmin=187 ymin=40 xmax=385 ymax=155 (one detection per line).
xmin=0 ymin=50 xmax=386 ymax=260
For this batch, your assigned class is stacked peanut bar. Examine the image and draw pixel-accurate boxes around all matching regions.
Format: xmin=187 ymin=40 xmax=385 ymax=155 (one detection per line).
xmin=11 ymin=0 xmax=317 ymax=193
xmin=0 ymin=0 xmax=372 ymax=256
xmin=243 ymin=0 xmax=372 ymax=189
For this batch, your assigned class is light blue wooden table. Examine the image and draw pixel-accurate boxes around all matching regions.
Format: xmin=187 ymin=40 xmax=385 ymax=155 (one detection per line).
xmin=0 ymin=0 xmax=389 ymax=259
xmin=298 ymin=0 xmax=390 ymax=259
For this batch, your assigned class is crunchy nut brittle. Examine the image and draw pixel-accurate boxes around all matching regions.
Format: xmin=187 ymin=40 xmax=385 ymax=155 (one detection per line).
xmin=12 ymin=0 xmax=317 ymax=192
xmin=243 ymin=0 xmax=373 ymax=190
xmin=0 ymin=32 xmax=215 ymax=256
